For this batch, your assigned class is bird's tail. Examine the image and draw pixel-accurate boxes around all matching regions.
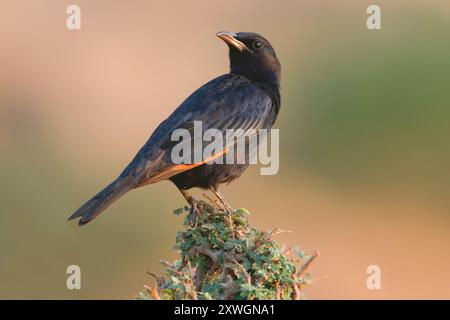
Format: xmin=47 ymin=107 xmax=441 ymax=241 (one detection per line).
xmin=68 ymin=176 xmax=134 ymax=226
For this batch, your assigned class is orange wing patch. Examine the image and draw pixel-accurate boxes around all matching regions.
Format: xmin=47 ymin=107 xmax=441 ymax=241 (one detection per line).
xmin=142 ymin=148 xmax=228 ymax=185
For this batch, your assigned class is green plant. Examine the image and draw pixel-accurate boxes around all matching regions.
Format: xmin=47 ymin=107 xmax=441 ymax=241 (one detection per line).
xmin=138 ymin=201 xmax=317 ymax=300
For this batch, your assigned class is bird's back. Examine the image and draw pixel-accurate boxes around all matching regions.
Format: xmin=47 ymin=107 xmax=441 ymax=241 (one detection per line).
xmin=120 ymin=73 xmax=280 ymax=187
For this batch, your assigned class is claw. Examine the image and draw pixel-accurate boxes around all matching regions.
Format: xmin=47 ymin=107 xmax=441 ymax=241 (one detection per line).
xmin=224 ymin=209 xmax=234 ymax=230
xmin=188 ymin=202 xmax=200 ymax=227
xmin=179 ymin=189 xmax=201 ymax=226
xmin=208 ymin=187 xmax=234 ymax=231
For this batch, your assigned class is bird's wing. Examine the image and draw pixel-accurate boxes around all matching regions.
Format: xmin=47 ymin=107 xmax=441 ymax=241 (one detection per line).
xmin=120 ymin=74 xmax=274 ymax=186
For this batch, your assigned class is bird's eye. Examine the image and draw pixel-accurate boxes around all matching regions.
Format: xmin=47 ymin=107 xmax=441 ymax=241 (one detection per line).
xmin=252 ymin=40 xmax=262 ymax=49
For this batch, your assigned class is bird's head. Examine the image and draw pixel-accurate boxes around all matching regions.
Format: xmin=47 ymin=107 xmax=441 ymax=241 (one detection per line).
xmin=216 ymin=31 xmax=281 ymax=87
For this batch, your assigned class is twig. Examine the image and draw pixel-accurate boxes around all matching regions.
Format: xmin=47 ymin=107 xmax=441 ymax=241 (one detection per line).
xmin=189 ymin=244 xmax=220 ymax=265
xmin=292 ymin=282 xmax=301 ymax=300
xmin=275 ymin=282 xmax=282 ymax=300
xmin=220 ymin=275 xmax=239 ymax=300
xmin=270 ymin=228 xmax=293 ymax=236
xmin=144 ymin=285 xmax=160 ymax=300
xmin=159 ymin=259 xmax=175 ymax=269
xmin=298 ymin=250 xmax=320 ymax=278
xmin=146 ymin=270 xmax=165 ymax=286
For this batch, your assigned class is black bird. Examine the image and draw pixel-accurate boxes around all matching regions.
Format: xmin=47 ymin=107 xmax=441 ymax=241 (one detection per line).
xmin=69 ymin=31 xmax=281 ymax=226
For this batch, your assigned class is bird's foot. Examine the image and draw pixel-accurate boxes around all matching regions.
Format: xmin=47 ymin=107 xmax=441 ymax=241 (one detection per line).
xmin=208 ymin=187 xmax=234 ymax=217
xmin=202 ymin=193 xmax=220 ymax=207
xmin=188 ymin=202 xmax=201 ymax=227
xmin=221 ymin=204 xmax=234 ymax=235
xmin=222 ymin=203 xmax=234 ymax=215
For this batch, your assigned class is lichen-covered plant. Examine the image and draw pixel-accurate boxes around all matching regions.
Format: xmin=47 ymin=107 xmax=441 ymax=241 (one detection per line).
xmin=138 ymin=201 xmax=318 ymax=300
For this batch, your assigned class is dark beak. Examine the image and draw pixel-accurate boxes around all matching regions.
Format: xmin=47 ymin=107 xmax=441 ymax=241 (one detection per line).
xmin=216 ymin=31 xmax=252 ymax=53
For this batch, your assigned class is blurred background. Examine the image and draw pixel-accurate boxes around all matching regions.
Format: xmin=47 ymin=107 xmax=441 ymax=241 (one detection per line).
xmin=1 ymin=0 xmax=449 ymax=299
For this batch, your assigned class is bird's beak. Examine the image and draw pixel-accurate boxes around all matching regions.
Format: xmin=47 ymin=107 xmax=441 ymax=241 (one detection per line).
xmin=216 ymin=31 xmax=252 ymax=53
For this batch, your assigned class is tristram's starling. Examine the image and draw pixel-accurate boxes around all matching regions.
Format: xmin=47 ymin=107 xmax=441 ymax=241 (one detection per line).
xmin=69 ymin=32 xmax=281 ymax=226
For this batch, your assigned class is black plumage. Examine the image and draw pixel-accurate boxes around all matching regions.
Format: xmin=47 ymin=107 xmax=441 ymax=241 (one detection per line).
xmin=69 ymin=31 xmax=281 ymax=226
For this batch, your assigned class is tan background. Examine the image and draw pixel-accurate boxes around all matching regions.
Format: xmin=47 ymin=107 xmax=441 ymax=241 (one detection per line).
xmin=1 ymin=0 xmax=450 ymax=299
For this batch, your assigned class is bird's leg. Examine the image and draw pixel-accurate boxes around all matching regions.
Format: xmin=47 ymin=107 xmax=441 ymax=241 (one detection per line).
xmin=209 ymin=187 xmax=234 ymax=230
xmin=179 ymin=189 xmax=200 ymax=226
xmin=202 ymin=193 xmax=220 ymax=207
xmin=209 ymin=187 xmax=233 ymax=213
